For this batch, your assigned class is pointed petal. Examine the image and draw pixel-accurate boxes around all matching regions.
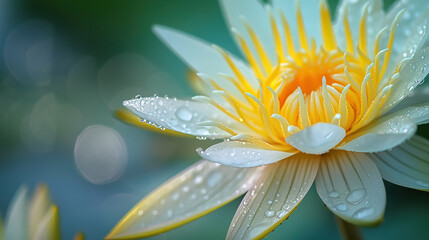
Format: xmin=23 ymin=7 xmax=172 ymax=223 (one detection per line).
xmin=0 ymin=215 xmax=4 ymax=240
xmin=197 ymin=141 xmax=295 ymax=167
xmin=387 ymin=0 xmax=429 ymax=57
xmin=220 ymin=0 xmax=275 ymax=63
xmin=153 ymin=25 xmax=257 ymax=91
xmin=380 ymin=46 xmax=429 ymax=114
xmin=338 ymin=115 xmax=417 ymax=152
xmin=123 ymin=97 xmax=237 ymax=139
xmin=33 ymin=206 xmax=60 ymax=240
xmin=4 ymin=186 xmax=29 ymax=240
xmin=316 ymin=151 xmax=386 ymax=225
xmin=389 ymin=7 xmax=429 ymax=63
xmin=384 ymin=101 xmax=429 ymax=125
xmin=115 ymin=109 xmax=191 ymax=137
xmin=388 ymin=85 xmax=429 ymax=114
xmin=73 ymin=233 xmax=84 ymax=240
xmin=226 ymin=154 xmax=320 ymax=240
xmin=285 ymin=123 xmax=346 ymax=154
xmin=273 ymin=0 xmax=322 ymax=45
xmin=29 ymin=184 xmax=52 ymax=238
xmin=369 ymin=135 xmax=429 ymax=191
xmin=334 ymin=0 xmax=385 ymax=55
xmin=106 ymin=160 xmax=260 ymax=239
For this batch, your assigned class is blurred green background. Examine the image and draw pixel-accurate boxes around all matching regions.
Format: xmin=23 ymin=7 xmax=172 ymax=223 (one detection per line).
xmin=1 ymin=0 xmax=428 ymax=239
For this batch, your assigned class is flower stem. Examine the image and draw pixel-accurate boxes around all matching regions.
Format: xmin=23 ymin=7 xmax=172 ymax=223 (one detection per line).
xmin=335 ymin=216 xmax=363 ymax=240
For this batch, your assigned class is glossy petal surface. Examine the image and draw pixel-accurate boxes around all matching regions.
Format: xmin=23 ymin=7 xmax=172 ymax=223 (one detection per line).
xmin=338 ymin=116 xmax=416 ymax=152
xmin=370 ymin=135 xmax=429 ymax=191
xmin=220 ymin=0 xmax=275 ymax=62
xmin=153 ymin=25 xmax=257 ymax=91
xmin=123 ymin=97 xmax=236 ymax=138
xmin=29 ymin=184 xmax=51 ymax=238
xmin=386 ymin=101 xmax=429 ymax=125
xmin=33 ymin=206 xmax=60 ymax=240
xmin=380 ymin=46 xmax=429 ymax=114
xmin=285 ymin=123 xmax=346 ymax=154
xmin=4 ymin=186 xmax=28 ymax=240
xmin=335 ymin=0 xmax=384 ymax=55
xmin=197 ymin=141 xmax=294 ymax=167
xmin=273 ymin=0 xmax=322 ymax=45
xmin=107 ymin=160 xmax=260 ymax=239
xmin=227 ymin=154 xmax=320 ymax=240
xmin=316 ymin=151 xmax=386 ymax=225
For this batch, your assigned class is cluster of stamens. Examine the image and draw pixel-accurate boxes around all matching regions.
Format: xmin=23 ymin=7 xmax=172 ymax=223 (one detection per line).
xmin=193 ymin=1 xmax=407 ymax=150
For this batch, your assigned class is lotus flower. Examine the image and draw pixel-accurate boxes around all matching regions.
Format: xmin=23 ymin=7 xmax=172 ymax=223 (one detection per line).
xmin=107 ymin=0 xmax=429 ymax=239
xmin=0 ymin=184 xmax=83 ymax=240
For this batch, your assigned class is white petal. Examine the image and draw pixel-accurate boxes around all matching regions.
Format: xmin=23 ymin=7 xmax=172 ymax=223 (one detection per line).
xmin=227 ymin=154 xmax=320 ymax=240
xmin=380 ymin=46 xmax=429 ymax=114
xmin=106 ymin=160 xmax=260 ymax=239
xmin=338 ymin=115 xmax=417 ymax=152
xmin=33 ymin=206 xmax=60 ymax=240
xmin=153 ymin=25 xmax=257 ymax=92
xmin=273 ymin=0 xmax=322 ymax=46
xmin=335 ymin=0 xmax=385 ymax=54
xmin=219 ymin=0 xmax=275 ymax=63
xmin=0 ymin=216 xmax=3 ymax=240
xmin=197 ymin=141 xmax=294 ymax=167
xmin=285 ymin=123 xmax=346 ymax=154
xmin=390 ymin=7 xmax=429 ymax=61
xmin=29 ymin=184 xmax=52 ymax=237
xmin=369 ymin=135 xmax=429 ymax=191
xmin=386 ymin=101 xmax=429 ymax=125
xmin=4 ymin=186 xmax=29 ymax=240
xmin=387 ymin=0 xmax=429 ymax=44
xmin=388 ymin=85 xmax=429 ymax=113
xmin=123 ymin=97 xmax=235 ymax=138
xmin=316 ymin=151 xmax=386 ymax=225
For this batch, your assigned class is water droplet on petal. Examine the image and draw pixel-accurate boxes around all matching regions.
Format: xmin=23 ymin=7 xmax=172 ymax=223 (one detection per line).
xmin=336 ymin=203 xmax=348 ymax=211
xmin=265 ymin=210 xmax=275 ymax=217
xmin=328 ymin=191 xmax=339 ymax=198
xmin=207 ymin=172 xmax=222 ymax=187
xmin=175 ymin=107 xmax=192 ymax=121
xmin=346 ymin=189 xmax=366 ymax=205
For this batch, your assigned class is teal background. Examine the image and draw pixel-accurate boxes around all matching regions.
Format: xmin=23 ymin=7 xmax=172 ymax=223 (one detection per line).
xmin=1 ymin=0 xmax=428 ymax=239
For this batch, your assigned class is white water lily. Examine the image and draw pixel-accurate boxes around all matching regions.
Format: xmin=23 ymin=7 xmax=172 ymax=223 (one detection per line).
xmin=107 ymin=0 xmax=429 ymax=239
xmin=0 ymin=184 xmax=83 ymax=240
xmin=1 ymin=184 xmax=59 ymax=240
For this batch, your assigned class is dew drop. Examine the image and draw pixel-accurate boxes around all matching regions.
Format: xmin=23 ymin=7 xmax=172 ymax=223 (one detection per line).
xmin=194 ymin=175 xmax=203 ymax=184
xmin=196 ymin=128 xmax=209 ymax=135
xmin=170 ymin=119 xmax=178 ymax=126
xmin=276 ymin=209 xmax=287 ymax=218
xmin=346 ymin=189 xmax=366 ymax=205
xmin=265 ymin=210 xmax=275 ymax=217
xmin=336 ymin=203 xmax=348 ymax=212
xmin=167 ymin=209 xmax=173 ymax=218
xmin=207 ymin=172 xmax=223 ymax=187
xmin=328 ymin=191 xmax=339 ymax=198
xmin=137 ymin=210 xmax=144 ymax=216
xmin=175 ymin=107 xmax=193 ymax=121
xmin=172 ymin=193 xmax=180 ymax=201
xmin=182 ymin=186 xmax=190 ymax=192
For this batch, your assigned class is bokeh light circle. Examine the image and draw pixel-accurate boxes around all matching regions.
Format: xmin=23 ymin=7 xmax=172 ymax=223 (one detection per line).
xmin=74 ymin=125 xmax=127 ymax=184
